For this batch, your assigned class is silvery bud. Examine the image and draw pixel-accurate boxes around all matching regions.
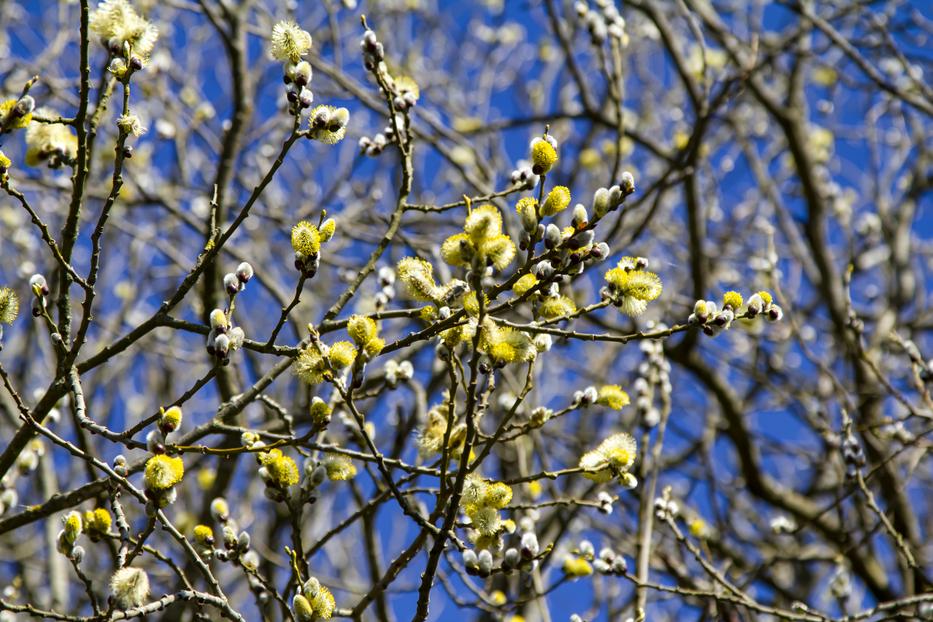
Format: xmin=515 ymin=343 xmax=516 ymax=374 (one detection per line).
xmin=611 ymin=556 xmax=627 ymax=574
xmin=14 ymin=95 xmax=35 ymax=117
xmin=213 ymin=333 xmax=230 ymax=357
xmin=298 ymin=87 xmax=314 ymax=108
xmin=608 ymin=184 xmax=623 ymax=206
xmin=569 ymin=229 xmax=594 ymax=250
xmin=572 ymin=204 xmax=588 ymax=227
xmin=462 ymin=548 xmax=478 ymax=573
xmin=477 ymin=549 xmax=493 ymax=576
xmin=503 ymin=548 xmax=520 ymax=569
xmin=222 ymin=525 xmax=238 ymax=549
xmin=330 ymin=107 xmax=350 ymax=131
xmin=593 ymin=187 xmax=611 ymax=217
xmin=591 ymin=242 xmax=610 ymax=261
xmin=745 ymin=293 xmax=763 ymax=317
xmin=293 ymin=61 xmax=312 ymax=86
xmin=235 ymin=262 xmax=254 ymax=284
xmin=520 ymin=532 xmax=539 ymax=558
xmin=237 ymin=531 xmax=251 ymax=552
xmin=532 ymin=260 xmax=554 ymax=279
xmin=223 ymin=273 xmax=241 ymax=295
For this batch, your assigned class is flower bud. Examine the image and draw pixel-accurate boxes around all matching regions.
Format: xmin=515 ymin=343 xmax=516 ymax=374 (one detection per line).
xmin=29 ymin=274 xmax=49 ymax=297
xmin=213 ymin=333 xmax=230 ymax=357
xmin=520 ymin=531 xmax=539 ymax=558
xmin=235 ymin=262 xmax=254 ymax=284
xmin=223 ymin=273 xmax=241 ymax=295
xmin=608 ymin=185 xmax=623 ymax=206
xmin=209 ymin=309 xmax=228 ymax=332
xmin=572 ymin=203 xmax=588 ymax=228
xmin=298 ymin=87 xmax=314 ymax=108
xmin=745 ymin=293 xmax=763 ymax=317
xmin=516 ymin=197 xmax=538 ymax=232
xmin=330 ymin=107 xmax=350 ymax=132
xmin=159 ymin=406 xmax=183 ymax=434
xmin=237 ymin=531 xmax=251 ymax=552
xmin=222 ymin=524 xmax=237 ymax=549
xmin=591 ymin=242 xmax=610 ymax=261
xmin=544 ymin=223 xmax=561 ymax=249
xmin=611 ymin=556 xmax=627 ymax=574
xmin=462 ymin=549 xmax=478 ymax=571
xmin=569 ymin=229 xmax=594 ymax=250
xmin=293 ymin=61 xmax=312 ymax=86
xmin=210 ymin=497 xmax=229 ymax=522
xmin=14 ymin=95 xmax=35 ymax=117
xmin=293 ymin=594 xmax=314 ymax=621
xmin=532 ymin=260 xmax=554 ymax=279
xmin=477 ymin=549 xmax=493 ymax=576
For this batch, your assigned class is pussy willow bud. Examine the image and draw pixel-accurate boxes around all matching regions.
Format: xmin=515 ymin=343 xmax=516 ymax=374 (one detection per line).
xmin=569 ymin=229 xmax=594 ymax=250
xmin=572 ymin=204 xmax=588 ymax=228
xmin=608 ymin=185 xmax=623 ymax=206
xmin=14 ymin=95 xmax=35 ymax=117
xmin=745 ymin=293 xmax=763 ymax=317
xmin=607 ymin=555 xmax=625 ymax=573
xmin=532 ymin=260 xmax=554 ymax=279
xmin=29 ymin=274 xmax=49 ymax=297
xmin=591 ymin=242 xmax=610 ymax=261
xmin=593 ymin=187 xmax=611 ymax=217
xmin=620 ymin=171 xmax=635 ymax=195
xmin=223 ymin=273 xmax=241 ymax=295
xmin=311 ymin=464 xmax=327 ymax=486
xmin=329 ymin=107 xmax=350 ymax=132
xmin=210 ymin=497 xmax=229 ymax=522
xmin=209 ymin=309 xmax=228 ymax=332
xmin=145 ymin=431 xmax=162 ymax=455
xmin=544 ymin=223 xmax=561 ymax=249
xmin=293 ymin=61 xmax=312 ymax=86
xmin=213 ymin=333 xmax=230 ymax=357
xmin=298 ymin=87 xmax=313 ymax=108
xmin=228 ymin=326 xmax=245 ymax=350
xmin=521 ymin=531 xmax=539 ymax=558
xmin=477 ymin=549 xmax=493 ymax=576
xmin=236 ymin=262 xmax=254 ymax=284
xmin=237 ymin=531 xmax=251 ymax=552
xmin=312 ymin=106 xmax=330 ymax=128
